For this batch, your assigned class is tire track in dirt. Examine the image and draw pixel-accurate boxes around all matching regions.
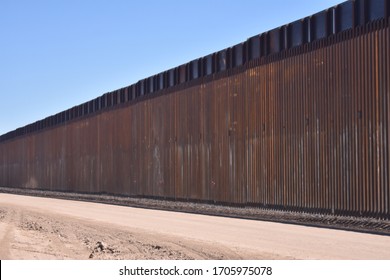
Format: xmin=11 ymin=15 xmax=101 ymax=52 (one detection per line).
xmin=0 ymin=208 xmax=20 ymax=259
xmin=15 ymin=212 xmax=90 ymax=259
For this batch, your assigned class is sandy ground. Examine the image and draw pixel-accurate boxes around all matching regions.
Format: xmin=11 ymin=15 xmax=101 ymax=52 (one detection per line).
xmin=1 ymin=193 xmax=390 ymax=260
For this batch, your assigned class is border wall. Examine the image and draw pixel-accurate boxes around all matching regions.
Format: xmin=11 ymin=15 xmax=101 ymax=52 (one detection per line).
xmin=1 ymin=0 xmax=390 ymax=218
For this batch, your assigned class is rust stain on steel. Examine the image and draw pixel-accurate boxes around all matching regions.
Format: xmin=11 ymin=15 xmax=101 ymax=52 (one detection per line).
xmin=1 ymin=3 xmax=390 ymax=219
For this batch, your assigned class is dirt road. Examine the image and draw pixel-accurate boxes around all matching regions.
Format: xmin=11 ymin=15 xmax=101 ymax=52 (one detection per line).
xmin=1 ymin=193 xmax=389 ymax=260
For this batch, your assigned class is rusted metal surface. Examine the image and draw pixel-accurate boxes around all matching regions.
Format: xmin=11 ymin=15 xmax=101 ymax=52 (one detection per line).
xmin=1 ymin=0 xmax=390 ymax=218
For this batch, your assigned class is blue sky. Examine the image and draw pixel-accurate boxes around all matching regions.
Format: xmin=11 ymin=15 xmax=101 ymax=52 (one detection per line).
xmin=0 ymin=0 xmax=344 ymax=135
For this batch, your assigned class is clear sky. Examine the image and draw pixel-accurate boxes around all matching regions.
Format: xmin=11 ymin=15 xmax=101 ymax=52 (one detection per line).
xmin=0 ymin=0 xmax=344 ymax=135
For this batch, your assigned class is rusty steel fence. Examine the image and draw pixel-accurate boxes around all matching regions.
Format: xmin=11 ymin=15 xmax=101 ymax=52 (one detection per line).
xmin=1 ymin=0 xmax=390 ymax=218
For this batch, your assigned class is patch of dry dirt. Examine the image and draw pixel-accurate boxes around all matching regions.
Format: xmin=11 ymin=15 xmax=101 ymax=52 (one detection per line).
xmin=0 ymin=204 xmax=278 ymax=260
xmin=1 ymin=192 xmax=390 ymax=260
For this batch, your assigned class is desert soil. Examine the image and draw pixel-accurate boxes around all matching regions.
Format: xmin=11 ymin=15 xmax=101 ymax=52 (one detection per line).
xmin=1 ymin=193 xmax=390 ymax=260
